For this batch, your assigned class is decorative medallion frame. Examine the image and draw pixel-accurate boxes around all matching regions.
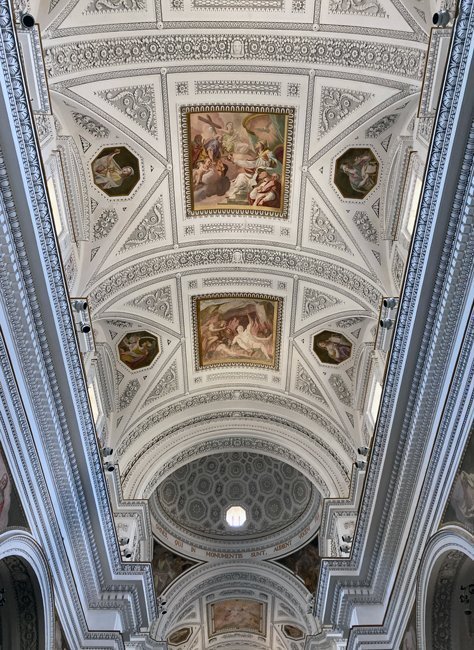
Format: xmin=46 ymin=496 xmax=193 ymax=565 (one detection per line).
xmin=192 ymin=292 xmax=283 ymax=371
xmin=181 ymin=104 xmax=294 ymax=219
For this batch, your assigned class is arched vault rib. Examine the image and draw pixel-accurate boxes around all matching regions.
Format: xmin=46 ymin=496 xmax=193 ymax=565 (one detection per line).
xmin=120 ymin=415 xmax=354 ymax=500
xmin=88 ymin=246 xmax=382 ymax=311
xmin=150 ymin=559 xmax=318 ymax=640
xmin=43 ymin=32 xmax=426 ymax=83
xmin=116 ymin=390 xmax=355 ymax=461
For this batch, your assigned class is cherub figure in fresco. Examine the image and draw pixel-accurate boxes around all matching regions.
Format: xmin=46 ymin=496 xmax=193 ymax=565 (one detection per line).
xmin=0 ymin=469 xmax=10 ymax=532
xmin=92 ymin=149 xmax=134 ymax=190
xmin=400 ymin=624 xmax=417 ymax=650
xmin=317 ymin=333 xmax=351 ymax=363
xmin=340 ymin=152 xmax=378 ymax=195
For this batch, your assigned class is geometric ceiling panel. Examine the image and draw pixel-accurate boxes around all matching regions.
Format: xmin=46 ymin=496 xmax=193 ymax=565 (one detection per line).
xmin=125 ymin=279 xmax=180 ymax=329
xmin=310 ymin=77 xmax=404 ymax=158
xmin=319 ymin=0 xmax=417 ymax=33
xmin=69 ymin=77 xmax=166 ymax=156
xmin=97 ymin=84 xmax=158 ymax=137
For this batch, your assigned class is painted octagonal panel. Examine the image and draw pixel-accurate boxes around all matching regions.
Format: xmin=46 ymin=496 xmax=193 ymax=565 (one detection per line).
xmin=118 ymin=331 xmax=160 ymax=370
xmin=168 ymin=628 xmax=192 ymax=645
xmin=92 ymin=146 xmax=140 ymax=197
xmin=313 ymin=330 xmax=352 ymax=365
xmin=334 ymin=147 xmax=379 ymax=199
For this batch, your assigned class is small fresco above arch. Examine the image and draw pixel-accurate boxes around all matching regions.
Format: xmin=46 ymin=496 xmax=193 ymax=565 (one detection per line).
xmin=168 ymin=627 xmax=192 ymax=645
xmin=313 ymin=330 xmax=352 ymax=365
xmin=208 ymin=598 xmax=266 ymax=636
xmin=118 ymin=331 xmax=159 ymax=370
xmin=334 ymin=147 xmax=379 ymax=199
xmin=92 ymin=146 xmax=139 ymax=197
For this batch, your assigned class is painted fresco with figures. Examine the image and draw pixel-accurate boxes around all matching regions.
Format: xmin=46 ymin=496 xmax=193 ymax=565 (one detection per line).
xmin=208 ymin=599 xmax=265 ymax=636
xmin=183 ymin=106 xmax=293 ymax=217
xmin=193 ymin=294 xmax=282 ymax=369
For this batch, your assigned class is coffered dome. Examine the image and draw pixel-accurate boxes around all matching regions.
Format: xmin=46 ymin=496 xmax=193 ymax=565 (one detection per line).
xmin=150 ymin=452 xmax=321 ymax=560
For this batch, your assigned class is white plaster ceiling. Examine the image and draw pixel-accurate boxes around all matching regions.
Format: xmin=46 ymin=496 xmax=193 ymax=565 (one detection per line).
xmin=35 ymin=0 xmax=431 ymax=645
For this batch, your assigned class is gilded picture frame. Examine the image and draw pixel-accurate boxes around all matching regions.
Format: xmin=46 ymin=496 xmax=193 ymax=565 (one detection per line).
xmin=192 ymin=293 xmax=283 ymax=370
xmin=181 ymin=104 xmax=294 ymax=219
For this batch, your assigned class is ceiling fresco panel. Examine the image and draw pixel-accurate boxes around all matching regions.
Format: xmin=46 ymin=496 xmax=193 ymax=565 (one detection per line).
xmin=182 ymin=105 xmax=293 ymax=218
xmin=192 ymin=293 xmax=283 ymax=370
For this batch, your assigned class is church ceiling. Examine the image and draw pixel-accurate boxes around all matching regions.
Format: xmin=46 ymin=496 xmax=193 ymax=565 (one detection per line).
xmin=32 ymin=0 xmax=433 ymax=645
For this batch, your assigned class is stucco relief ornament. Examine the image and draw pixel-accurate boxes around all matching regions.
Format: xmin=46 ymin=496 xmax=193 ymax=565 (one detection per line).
xmin=302 ymin=287 xmax=340 ymax=318
xmin=97 ymin=85 xmax=156 ymax=134
xmin=73 ymin=112 xmax=109 ymax=138
xmin=93 ymin=209 xmax=118 ymax=240
xmin=329 ymin=0 xmax=386 ymax=16
xmin=85 ymin=0 xmax=146 ymax=13
xmin=130 ymin=286 xmax=173 ymax=320
xmin=122 ymin=199 xmax=165 ymax=250
xmin=319 ymin=87 xmax=371 ymax=135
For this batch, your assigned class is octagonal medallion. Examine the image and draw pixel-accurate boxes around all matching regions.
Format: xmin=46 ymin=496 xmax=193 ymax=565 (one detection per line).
xmin=313 ymin=330 xmax=352 ymax=365
xmin=118 ymin=331 xmax=159 ymax=370
xmin=334 ymin=147 xmax=379 ymax=199
xmin=92 ymin=146 xmax=139 ymax=197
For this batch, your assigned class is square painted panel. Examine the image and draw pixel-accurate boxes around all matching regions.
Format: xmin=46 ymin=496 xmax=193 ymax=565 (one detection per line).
xmin=181 ymin=105 xmax=294 ymax=218
xmin=208 ymin=599 xmax=266 ymax=637
xmin=193 ymin=293 xmax=282 ymax=370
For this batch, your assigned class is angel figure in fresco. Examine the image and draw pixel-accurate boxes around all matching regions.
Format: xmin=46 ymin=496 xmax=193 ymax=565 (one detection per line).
xmin=232 ymin=314 xmax=273 ymax=360
xmin=317 ymin=333 xmax=351 ymax=363
xmin=340 ymin=152 xmax=378 ymax=195
xmin=400 ymin=624 xmax=417 ymax=650
xmin=92 ymin=148 xmax=134 ymax=190
xmin=221 ymin=121 xmax=242 ymax=158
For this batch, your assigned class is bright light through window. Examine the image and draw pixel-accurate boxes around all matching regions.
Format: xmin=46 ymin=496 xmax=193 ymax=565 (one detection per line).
xmin=370 ymin=381 xmax=383 ymax=424
xmin=47 ymin=177 xmax=64 ymax=237
xmin=226 ymin=505 xmax=246 ymax=527
xmin=88 ymin=381 xmax=100 ymax=423
xmin=406 ymin=177 xmax=422 ymax=236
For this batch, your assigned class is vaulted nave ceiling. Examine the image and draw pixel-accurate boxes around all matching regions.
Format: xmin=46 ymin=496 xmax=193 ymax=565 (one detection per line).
xmin=29 ymin=0 xmax=440 ymax=646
